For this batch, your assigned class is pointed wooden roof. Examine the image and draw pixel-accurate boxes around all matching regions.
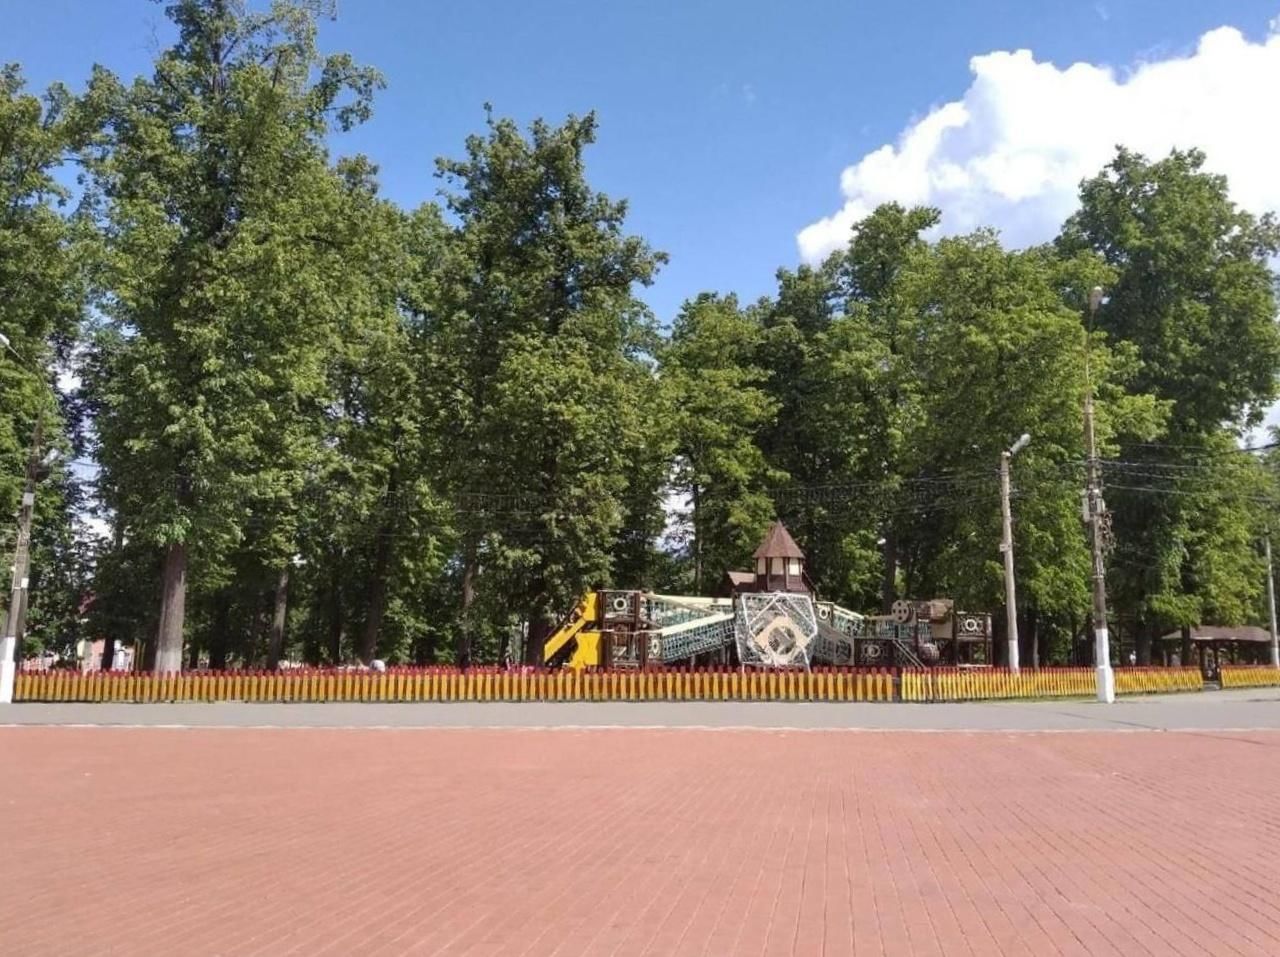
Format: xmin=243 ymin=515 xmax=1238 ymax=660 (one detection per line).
xmin=753 ymin=521 xmax=805 ymax=560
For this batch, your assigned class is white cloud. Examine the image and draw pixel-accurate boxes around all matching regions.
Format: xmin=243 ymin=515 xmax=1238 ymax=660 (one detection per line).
xmin=798 ymin=20 xmax=1280 ymax=262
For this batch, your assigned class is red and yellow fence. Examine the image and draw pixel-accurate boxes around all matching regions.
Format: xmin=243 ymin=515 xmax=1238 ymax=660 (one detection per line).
xmin=13 ymin=666 xmax=896 ymax=704
xmin=1114 ymin=666 xmax=1203 ymax=695
xmin=902 ymin=667 xmax=1092 ymax=702
xmin=901 ymin=666 xmax=1203 ymax=702
xmin=13 ymin=664 xmax=1209 ymax=704
xmin=1219 ymin=665 xmax=1280 ymax=689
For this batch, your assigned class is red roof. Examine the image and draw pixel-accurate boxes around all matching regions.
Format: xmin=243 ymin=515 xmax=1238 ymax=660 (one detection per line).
xmin=753 ymin=522 xmax=804 ymax=560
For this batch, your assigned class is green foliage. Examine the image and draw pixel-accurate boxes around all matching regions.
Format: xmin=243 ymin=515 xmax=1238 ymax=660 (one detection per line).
xmin=1059 ymin=148 xmax=1280 ymax=659
xmin=904 ymin=235 xmax=1094 ymax=617
xmin=0 ymin=64 xmax=89 ymax=651
xmin=6 ymin=16 xmax=1279 ymax=674
xmin=1060 ymin=148 xmax=1280 ymax=433
xmin=82 ymin=0 xmax=387 ymax=668
xmin=421 ymin=111 xmax=667 ymax=662
xmin=665 ymin=293 xmax=780 ymax=592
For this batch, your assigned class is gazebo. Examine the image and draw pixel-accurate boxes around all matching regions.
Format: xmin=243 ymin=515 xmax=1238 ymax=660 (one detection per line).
xmin=1159 ymin=625 xmax=1275 ymax=676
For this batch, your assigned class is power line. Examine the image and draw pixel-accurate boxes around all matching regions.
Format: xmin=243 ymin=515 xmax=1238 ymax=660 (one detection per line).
xmin=1105 ymin=483 xmax=1280 ymax=507
xmin=1116 ymin=440 xmax=1279 ymax=456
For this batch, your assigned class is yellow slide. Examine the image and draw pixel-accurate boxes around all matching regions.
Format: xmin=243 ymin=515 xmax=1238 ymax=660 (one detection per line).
xmin=542 ymin=591 xmax=603 ymax=669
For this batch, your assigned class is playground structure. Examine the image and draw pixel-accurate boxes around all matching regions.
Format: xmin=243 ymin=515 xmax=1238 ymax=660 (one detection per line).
xmin=543 ymin=522 xmax=993 ymax=670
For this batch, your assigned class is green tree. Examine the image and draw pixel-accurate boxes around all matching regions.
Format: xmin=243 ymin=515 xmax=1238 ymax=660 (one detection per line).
xmin=1059 ymin=148 xmax=1280 ymax=661
xmin=0 ymin=65 xmax=91 ymax=659
xmin=665 ymin=293 xmax=780 ymax=592
xmin=422 ymin=111 xmax=666 ymax=664
xmin=828 ymin=203 xmax=939 ymax=610
xmin=83 ymin=0 xmax=383 ymax=671
xmin=902 ymin=237 xmax=1101 ymax=663
xmin=0 ymin=65 xmax=82 ymax=514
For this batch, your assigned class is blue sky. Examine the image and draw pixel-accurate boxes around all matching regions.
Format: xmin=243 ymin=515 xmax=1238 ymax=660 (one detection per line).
xmin=6 ymin=0 xmax=1280 ymax=325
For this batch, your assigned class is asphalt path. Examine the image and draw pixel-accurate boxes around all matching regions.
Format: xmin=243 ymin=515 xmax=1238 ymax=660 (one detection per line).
xmin=4 ymin=687 xmax=1279 ymax=730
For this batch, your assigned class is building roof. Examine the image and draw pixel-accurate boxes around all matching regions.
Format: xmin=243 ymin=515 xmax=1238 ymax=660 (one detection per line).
xmin=1160 ymin=625 xmax=1273 ymax=644
xmin=753 ymin=521 xmax=805 ymax=560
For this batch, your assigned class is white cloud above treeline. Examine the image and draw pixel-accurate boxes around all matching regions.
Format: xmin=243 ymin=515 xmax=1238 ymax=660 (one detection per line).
xmin=797 ymin=19 xmax=1280 ymax=262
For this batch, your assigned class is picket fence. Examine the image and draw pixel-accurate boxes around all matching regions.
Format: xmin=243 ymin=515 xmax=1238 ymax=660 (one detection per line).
xmin=12 ymin=664 xmax=1208 ymax=704
xmin=900 ymin=666 xmax=1202 ymax=702
xmin=1218 ymin=665 xmax=1280 ymax=689
xmin=13 ymin=666 xmax=896 ymax=703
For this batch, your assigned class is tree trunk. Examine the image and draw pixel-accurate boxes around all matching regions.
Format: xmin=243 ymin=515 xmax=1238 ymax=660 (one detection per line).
xmin=880 ymin=527 xmax=897 ymax=613
xmin=358 ymin=535 xmax=391 ymax=664
xmin=413 ymin=630 xmax=437 ymax=666
xmin=153 ymin=542 xmax=187 ymax=673
xmin=457 ymin=538 xmax=478 ymax=670
xmin=526 ymin=618 xmax=551 ymax=667
xmin=186 ymin=636 xmax=200 ymax=670
xmin=1024 ymin=610 xmax=1040 ymax=669
xmin=209 ymin=591 xmax=229 ymax=671
xmin=267 ymin=565 xmax=290 ymax=669
xmin=100 ymin=525 xmax=124 ymax=672
xmin=1137 ymin=622 xmax=1153 ymax=666
xmin=326 ymin=559 xmax=344 ymax=665
xmin=302 ymin=628 xmax=321 ymax=667
xmin=242 ymin=600 xmax=269 ymax=668
xmin=691 ymin=483 xmax=702 ymax=594
xmin=1180 ymin=624 xmax=1192 ymax=669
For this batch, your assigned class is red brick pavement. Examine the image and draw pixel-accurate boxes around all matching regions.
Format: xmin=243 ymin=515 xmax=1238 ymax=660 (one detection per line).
xmin=4 ymin=727 xmax=1280 ymax=955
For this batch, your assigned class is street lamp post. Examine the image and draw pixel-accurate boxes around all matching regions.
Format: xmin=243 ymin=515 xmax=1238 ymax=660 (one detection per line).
xmin=1267 ymin=535 xmax=1279 ymax=669
xmin=1000 ymin=433 xmax=1031 ymax=672
xmin=1084 ymin=287 xmax=1115 ymax=703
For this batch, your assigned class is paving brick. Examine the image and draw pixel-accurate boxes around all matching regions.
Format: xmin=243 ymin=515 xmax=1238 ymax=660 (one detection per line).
xmin=4 ymin=726 xmax=1280 ymax=956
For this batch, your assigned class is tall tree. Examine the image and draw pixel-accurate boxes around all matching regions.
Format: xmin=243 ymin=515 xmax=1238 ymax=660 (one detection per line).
xmin=421 ymin=111 xmax=666 ymax=664
xmin=83 ymin=0 xmax=383 ymax=671
xmin=665 ymin=293 xmax=780 ymax=592
xmin=755 ymin=267 xmax=841 ymax=588
xmin=902 ymin=237 xmax=1109 ymax=662
xmin=0 ymin=65 xmax=90 ymax=659
xmin=1058 ymin=148 xmax=1280 ymax=661
xmin=829 ymin=203 xmax=939 ymax=610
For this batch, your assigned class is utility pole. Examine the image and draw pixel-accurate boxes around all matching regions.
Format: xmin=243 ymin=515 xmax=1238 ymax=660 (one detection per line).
xmin=1 ymin=417 xmax=43 ymax=705
xmin=1000 ymin=433 xmax=1030 ymax=672
xmin=1085 ymin=287 xmax=1115 ymax=703
xmin=1267 ymin=535 xmax=1279 ymax=669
